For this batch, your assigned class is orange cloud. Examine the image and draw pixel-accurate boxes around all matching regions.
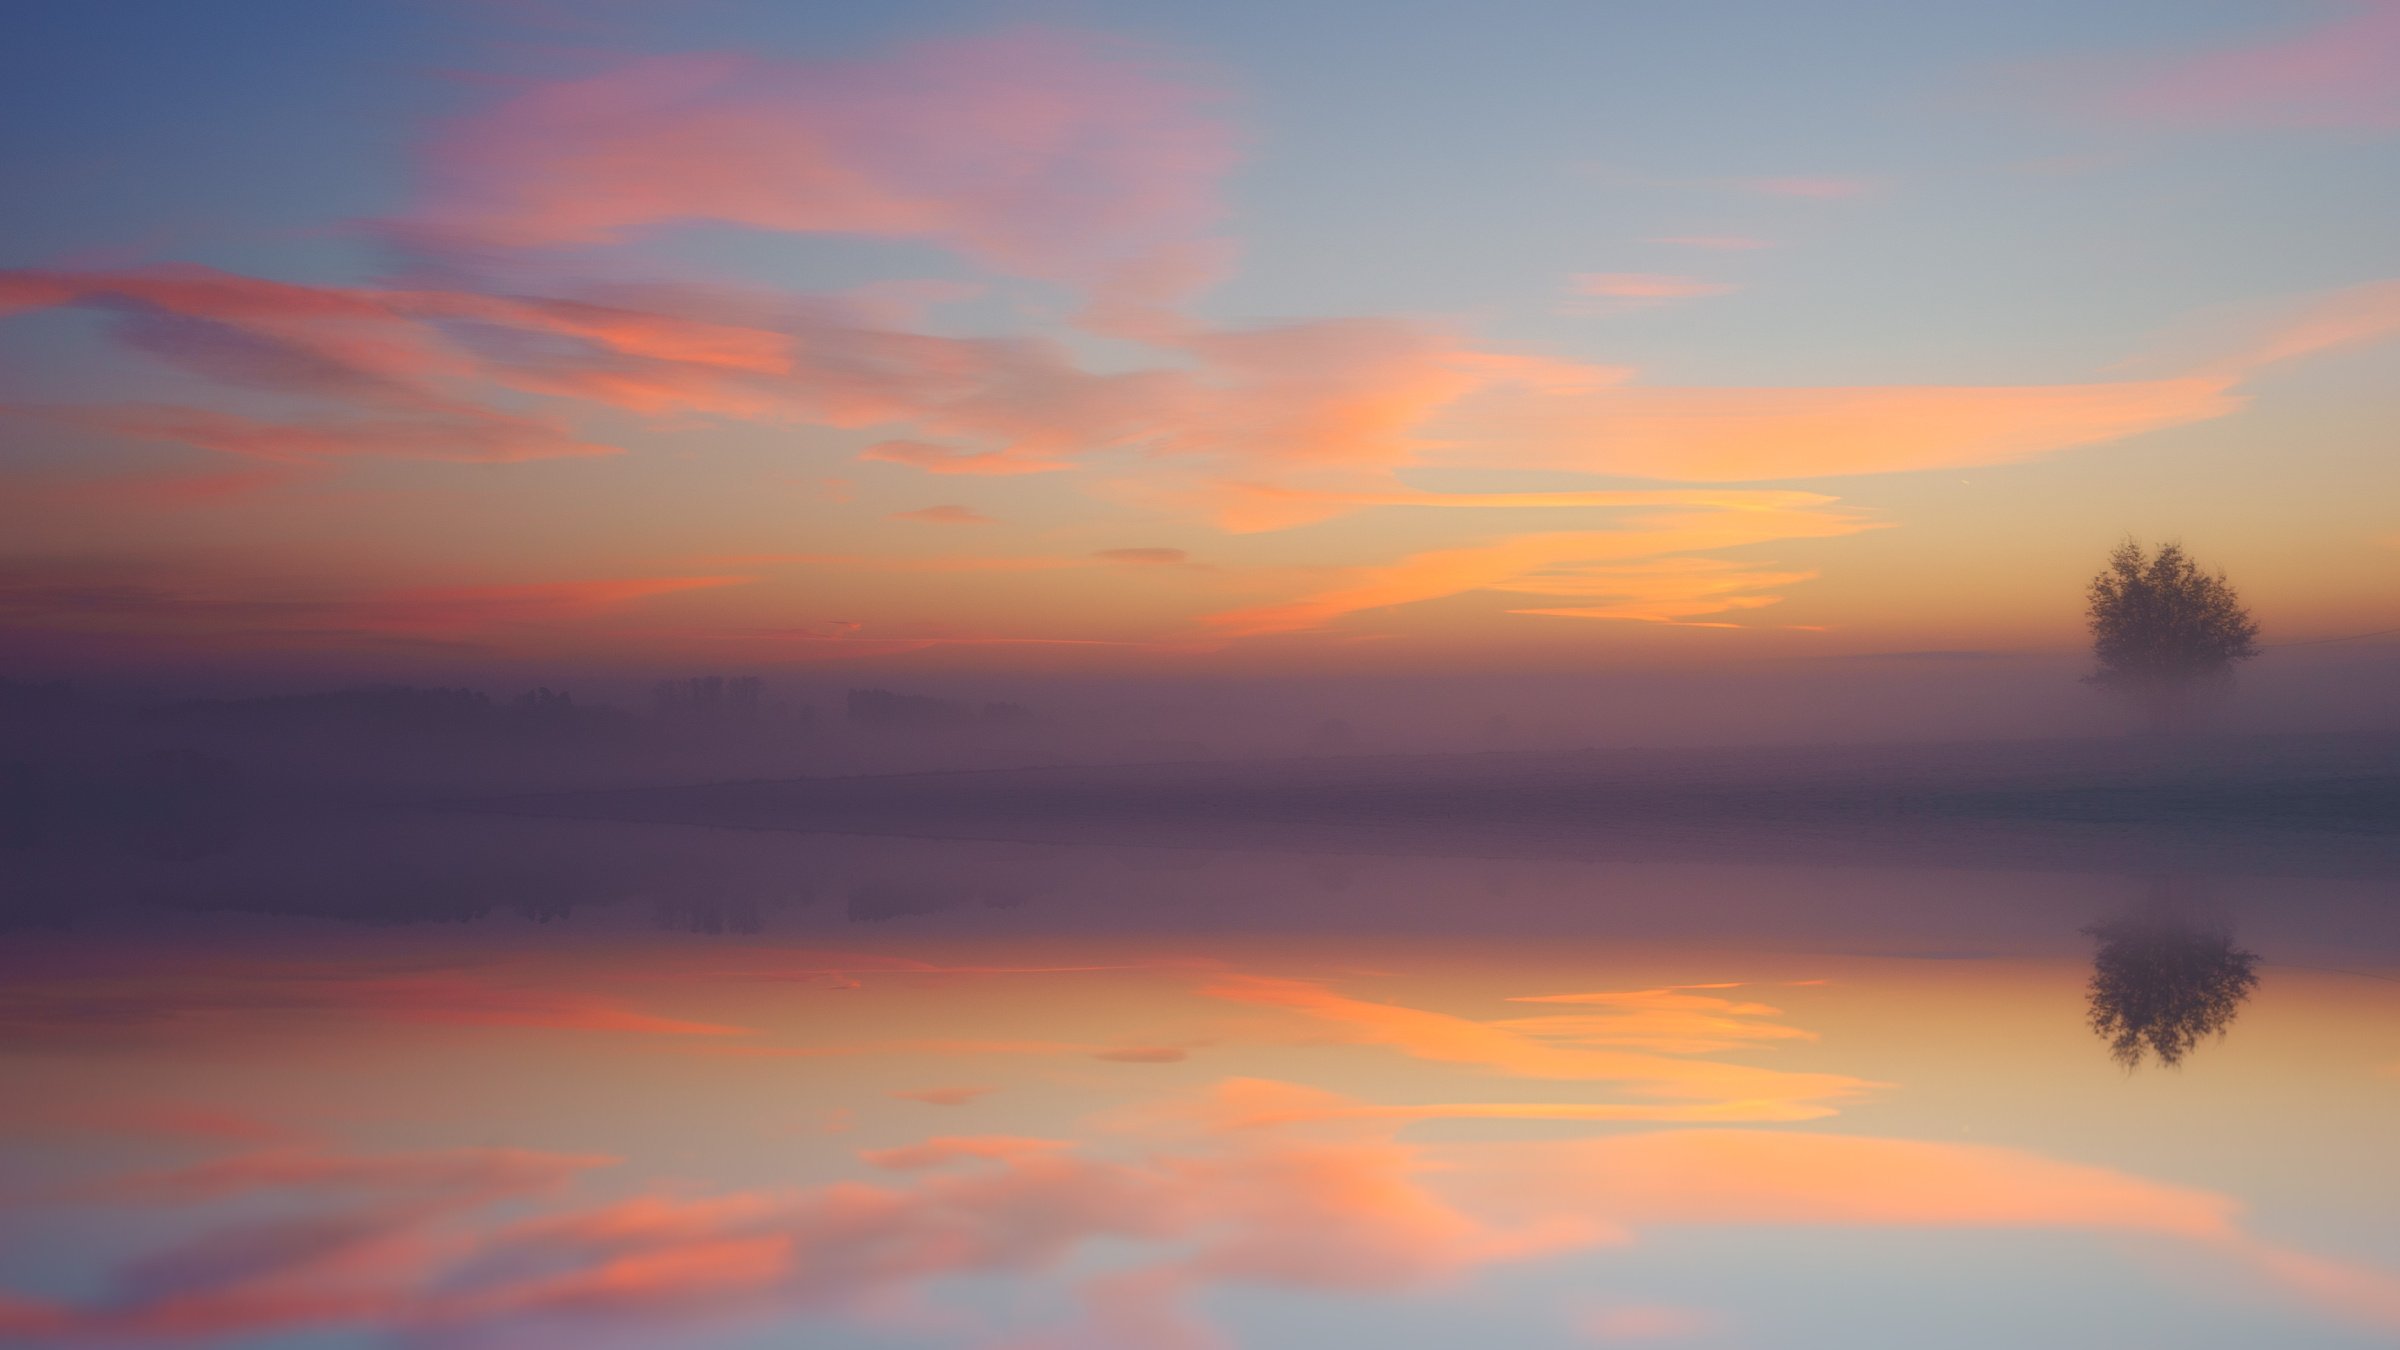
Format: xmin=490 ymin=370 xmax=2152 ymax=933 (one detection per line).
xmin=860 ymin=438 xmax=1071 ymax=475
xmin=1141 ymin=482 xmax=1801 ymax=533
xmin=1438 ymin=375 xmax=2241 ymax=481
xmin=10 ymin=255 xmax=2340 ymax=522
xmin=706 ymin=551 xmax=1080 ymax=574
xmin=1197 ymin=976 xmax=1876 ymax=1113
xmin=1480 ymin=1129 xmax=2240 ymax=1239
xmin=1171 ymin=1077 xmax=1841 ymax=1131
xmin=890 ymin=504 xmax=994 ymax=525
xmin=1095 ymin=1043 xmax=1195 ymax=1062
xmin=1492 ymin=984 xmax=1820 ymax=1054
xmin=1203 ymin=495 xmax=1872 ymax=636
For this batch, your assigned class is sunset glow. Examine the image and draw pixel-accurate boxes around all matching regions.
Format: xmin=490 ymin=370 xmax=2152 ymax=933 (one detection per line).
xmin=4 ymin=3 xmax=2393 ymax=671
xmin=2 ymin=9 xmax=2396 ymax=1349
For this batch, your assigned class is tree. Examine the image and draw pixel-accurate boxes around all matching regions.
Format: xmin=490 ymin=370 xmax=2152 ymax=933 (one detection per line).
xmin=2084 ymin=910 xmax=2258 ymax=1069
xmin=2084 ymin=540 xmax=2259 ymax=734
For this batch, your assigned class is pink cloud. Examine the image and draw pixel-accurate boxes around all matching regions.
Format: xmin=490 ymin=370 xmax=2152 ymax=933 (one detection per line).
xmin=91 ymin=1145 xmax=614 ymax=1206
xmin=1571 ymin=273 xmax=1737 ymax=301
xmin=0 ymin=266 xmax=472 ymax=411
xmin=860 ymin=1137 xmax=1075 ymax=1171
xmin=1732 ymin=175 xmax=1873 ymax=198
xmin=327 ymin=971 xmax=753 ymax=1035
xmin=8 ymin=260 xmax=2317 ymax=519
xmin=891 ymin=1086 xmax=996 ymax=1107
xmin=10 ymin=401 xmax=615 ymax=464
xmin=2196 ymin=277 xmax=2400 ymax=380
xmin=19 ymin=1101 xmax=307 ymax=1148
xmin=1 ymin=464 xmax=306 ymax=510
xmin=0 ymin=959 xmax=757 ymax=1043
xmin=403 ymin=31 xmax=1238 ymax=292
xmin=25 ymin=1112 xmax=2400 ymax=1347
xmin=2115 ymin=3 xmax=2400 ymax=130
xmin=0 ymin=1294 xmax=70 ymax=1337
xmin=1645 ymin=234 xmax=1772 ymax=250
xmin=1576 ymin=1302 xmax=1719 ymax=1342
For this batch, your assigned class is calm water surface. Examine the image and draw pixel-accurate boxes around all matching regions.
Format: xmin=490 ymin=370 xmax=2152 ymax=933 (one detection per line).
xmin=3 ymin=814 xmax=2397 ymax=1348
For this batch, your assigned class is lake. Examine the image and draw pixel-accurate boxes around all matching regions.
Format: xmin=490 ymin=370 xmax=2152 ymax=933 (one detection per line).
xmin=3 ymin=806 xmax=2397 ymax=1348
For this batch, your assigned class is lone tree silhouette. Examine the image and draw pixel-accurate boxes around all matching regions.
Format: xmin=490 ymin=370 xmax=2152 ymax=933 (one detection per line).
xmin=2084 ymin=910 xmax=2259 ymax=1069
xmin=2084 ymin=540 xmax=2259 ymax=734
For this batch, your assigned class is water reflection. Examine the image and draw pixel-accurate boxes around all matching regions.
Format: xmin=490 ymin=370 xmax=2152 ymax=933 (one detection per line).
xmin=2084 ymin=896 xmax=2261 ymax=1069
xmin=5 ymin=817 xmax=2400 ymax=1348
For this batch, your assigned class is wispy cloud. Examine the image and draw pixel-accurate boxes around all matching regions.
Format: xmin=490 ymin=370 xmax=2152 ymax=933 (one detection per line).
xmin=1569 ymin=273 xmax=1738 ymax=303
xmin=890 ymin=504 xmax=993 ymax=525
xmin=1202 ymin=495 xmax=1873 ymax=637
xmin=2112 ymin=2 xmax=2400 ymax=131
xmin=1730 ymin=175 xmax=1874 ymax=198
xmin=0 ymin=565 xmax=749 ymax=648
xmin=397 ymin=31 xmax=1238 ymax=295
xmin=890 ymin=1086 xmax=996 ymax=1107
xmin=1574 ymin=1301 xmax=1720 ymax=1342
xmin=1094 ymin=547 xmax=1191 ymax=566
xmin=1437 ymin=374 xmax=2241 ymax=481
xmin=1643 ymin=234 xmax=1773 ymax=251
xmin=1196 ymin=974 xmax=1877 ymax=1111
xmin=16 ymin=1080 xmax=2400 ymax=1347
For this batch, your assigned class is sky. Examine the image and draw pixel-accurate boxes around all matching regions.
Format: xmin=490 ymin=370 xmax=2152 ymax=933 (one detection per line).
xmin=1 ymin=0 xmax=2396 ymax=678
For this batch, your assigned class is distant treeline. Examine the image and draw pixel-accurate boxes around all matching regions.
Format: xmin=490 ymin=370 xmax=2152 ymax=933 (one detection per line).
xmin=3 ymin=677 xmax=1038 ymax=739
xmin=142 ymin=685 xmax=635 ymax=741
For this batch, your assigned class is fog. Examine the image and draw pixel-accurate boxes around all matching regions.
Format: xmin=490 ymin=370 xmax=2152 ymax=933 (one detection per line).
xmin=8 ymin=640 xmax=2397 ymax=927
xmin=7 ymin=634 xmax=2397 ymax=798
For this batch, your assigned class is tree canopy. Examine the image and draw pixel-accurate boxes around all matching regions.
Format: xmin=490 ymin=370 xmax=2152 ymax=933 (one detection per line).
xmin=2084 ymin=911 xmax=2259 ymax=1069
xmin=2085 ymin=541 xmax=2260 ymax=732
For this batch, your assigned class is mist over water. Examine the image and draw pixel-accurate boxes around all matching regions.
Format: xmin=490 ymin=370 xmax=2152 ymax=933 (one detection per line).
xmin=5 ymin=801 xmax=2399 ymax=1349
xmin=6 ymin=626 xmax=2399 ymax=1350
xmin=6 ymin=0 xmax=2400 ymax=1344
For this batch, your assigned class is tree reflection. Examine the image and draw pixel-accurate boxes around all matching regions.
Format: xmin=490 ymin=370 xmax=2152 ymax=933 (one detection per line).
xmin=2083 ymin=908 xmax=2258 ymax=1069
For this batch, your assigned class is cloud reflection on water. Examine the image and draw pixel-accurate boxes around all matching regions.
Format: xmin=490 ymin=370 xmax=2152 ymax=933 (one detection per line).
xmin=2 ymin=826 xmax=2397 ymax=1347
